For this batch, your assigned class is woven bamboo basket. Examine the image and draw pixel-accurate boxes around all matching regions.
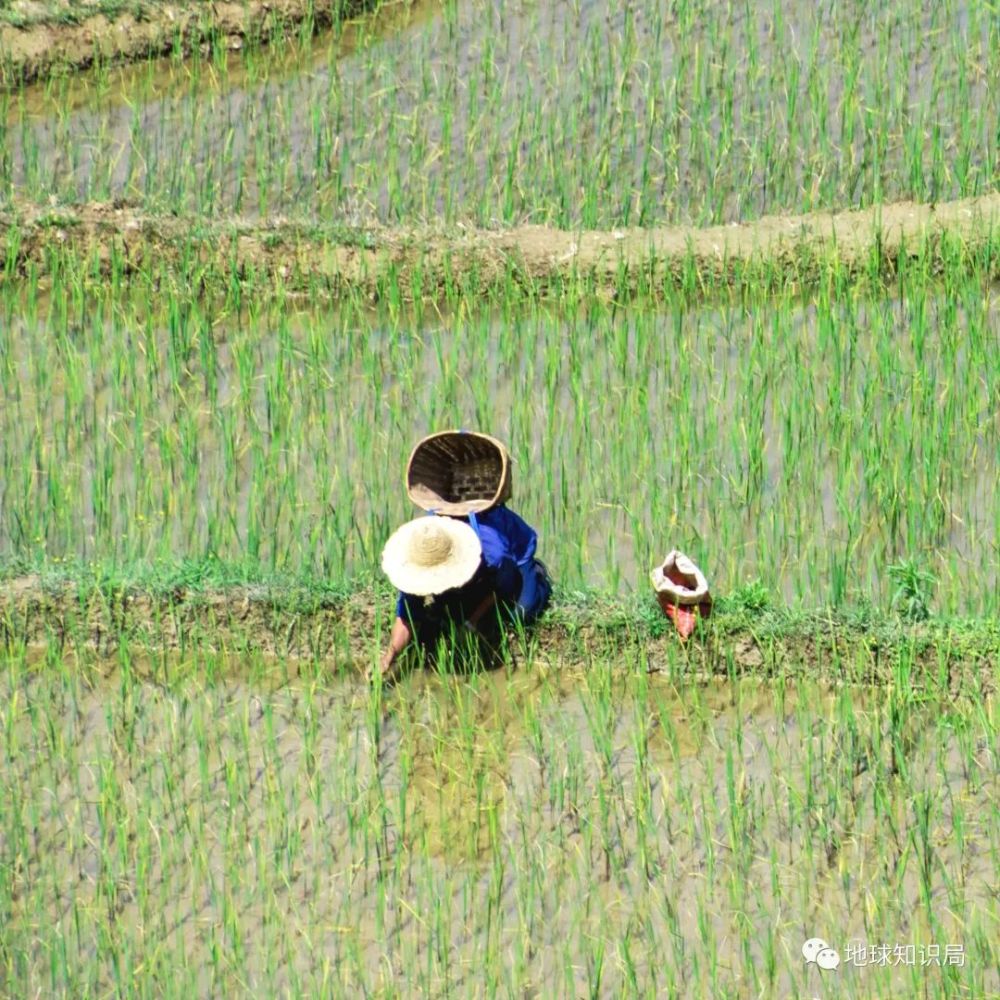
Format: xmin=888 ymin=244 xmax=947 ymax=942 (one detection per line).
xmin=406 ymin=431 xmax=512 ymax=515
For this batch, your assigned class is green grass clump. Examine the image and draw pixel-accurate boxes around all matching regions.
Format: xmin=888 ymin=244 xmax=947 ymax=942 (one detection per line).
xmin=0 ymin=1 xmax=145 ymax=29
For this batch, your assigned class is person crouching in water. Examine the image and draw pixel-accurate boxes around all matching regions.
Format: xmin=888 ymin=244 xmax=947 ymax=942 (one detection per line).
xmin=375 ymin=506 xmax=552 ymax=684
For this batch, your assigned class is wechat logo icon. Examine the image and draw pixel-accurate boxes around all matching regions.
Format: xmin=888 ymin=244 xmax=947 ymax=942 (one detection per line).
xmin=803 ymin=937 xmax=841 ymax=971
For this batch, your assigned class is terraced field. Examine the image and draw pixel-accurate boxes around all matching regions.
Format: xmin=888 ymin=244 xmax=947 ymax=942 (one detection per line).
xmin=0 ymin=2 xmax=997 ymax=997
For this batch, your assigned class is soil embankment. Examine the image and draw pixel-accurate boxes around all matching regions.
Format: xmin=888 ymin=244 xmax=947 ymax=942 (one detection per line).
xmin=1 ymin=576 xmax=996 ymax=690
xmin=2 ymin=194 xmax=999 ymax=302
xmin=0 ymin=0 xmax=401 ymax=84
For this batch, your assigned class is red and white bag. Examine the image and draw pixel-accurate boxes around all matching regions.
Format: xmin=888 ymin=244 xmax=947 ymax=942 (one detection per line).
xmin=650 ymin=551 xmax=713 ymax=639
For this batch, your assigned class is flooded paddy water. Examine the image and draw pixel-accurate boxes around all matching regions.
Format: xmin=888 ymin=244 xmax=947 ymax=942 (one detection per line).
xmin=1 ymin=642 xmax=997 ymax=997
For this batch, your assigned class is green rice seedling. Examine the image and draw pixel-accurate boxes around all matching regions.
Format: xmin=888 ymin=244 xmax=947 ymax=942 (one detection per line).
xmin=888 ymin=558 xmax=937 ymax=622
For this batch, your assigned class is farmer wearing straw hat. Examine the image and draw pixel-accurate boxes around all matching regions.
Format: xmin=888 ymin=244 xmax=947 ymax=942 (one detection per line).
xmin=376 ymin=507 xmax=551 ymax=684
xmin=376 ymin=429 xmax=551 ymax=683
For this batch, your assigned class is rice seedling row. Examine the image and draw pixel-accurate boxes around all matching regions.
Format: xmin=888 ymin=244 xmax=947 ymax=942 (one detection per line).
xmin=2 ymin=255 xmax=996 ymax=615
xmin=1 ymin=638 xmax=995 ymax=998
xmin=2 ymin=0 xmax=996 ymax=229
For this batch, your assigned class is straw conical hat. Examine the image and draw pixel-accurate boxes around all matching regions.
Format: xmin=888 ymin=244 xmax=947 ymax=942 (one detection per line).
xmin=381 ymin=517 xmax=483 ymax=596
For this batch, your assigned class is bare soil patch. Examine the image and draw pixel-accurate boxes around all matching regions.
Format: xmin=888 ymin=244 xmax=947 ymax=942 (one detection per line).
xmin=2 ymin=194 xmax=998 ymax=303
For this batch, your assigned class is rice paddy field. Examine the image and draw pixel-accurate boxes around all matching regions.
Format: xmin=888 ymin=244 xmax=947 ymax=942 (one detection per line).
xmin=0 ymin=1 xmax=998 ymax=998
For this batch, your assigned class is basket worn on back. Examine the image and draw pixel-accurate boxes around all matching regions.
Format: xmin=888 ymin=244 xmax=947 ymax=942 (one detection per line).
xmin=406 ymin=431 xmax=512 ymax=515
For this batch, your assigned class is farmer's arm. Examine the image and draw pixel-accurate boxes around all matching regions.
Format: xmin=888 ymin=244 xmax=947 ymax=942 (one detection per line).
xmin=381 ymin=616 xmax=412 ymax=672
xmin=377 ymin=592 xmax=417 ymax=680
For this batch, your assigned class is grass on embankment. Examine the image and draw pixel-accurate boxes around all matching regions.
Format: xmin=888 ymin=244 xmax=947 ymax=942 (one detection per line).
xmin=1 ymin=561 xmax=997 ymax=692
xmin=0 ymin=0 xmax=406 ymax=85
xmin=2 ymin=194 xmax=999 ymax=305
